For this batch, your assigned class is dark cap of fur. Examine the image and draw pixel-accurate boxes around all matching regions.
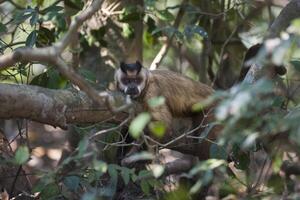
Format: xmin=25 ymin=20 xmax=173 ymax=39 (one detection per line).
xmin=120 ymin=60 xmax=143 ymax=74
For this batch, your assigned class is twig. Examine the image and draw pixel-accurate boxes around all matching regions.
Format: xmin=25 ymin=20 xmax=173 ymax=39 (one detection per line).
xmin=0 ymin=0 xmax=108 ymax=106
xmin=149 ymin=0 xmax=188 ymax=70
xmin=143 ymin=108 xmax=215 ymax=148
xmin=89 ymin=117 xmax=130 ymax=140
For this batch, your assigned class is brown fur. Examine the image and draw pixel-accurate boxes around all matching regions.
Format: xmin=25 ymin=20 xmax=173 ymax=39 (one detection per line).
xmin=115 ymin=63 xmax=221 ymax=160
xmin=135 ymin=70 xmax=220 ymax=160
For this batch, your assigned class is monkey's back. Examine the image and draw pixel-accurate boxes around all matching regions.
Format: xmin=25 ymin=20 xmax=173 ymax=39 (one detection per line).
xmin=147 ymin=70 xmax=214 ymax=117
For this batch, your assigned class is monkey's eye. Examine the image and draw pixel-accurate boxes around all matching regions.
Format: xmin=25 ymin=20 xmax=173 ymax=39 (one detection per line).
xmin=121 ymin=78 xmax=130 ymax=85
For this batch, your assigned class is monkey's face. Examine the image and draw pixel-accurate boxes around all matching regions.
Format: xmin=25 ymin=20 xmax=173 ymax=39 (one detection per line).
xmin=115 ymin=61 xmax=148 ymax=98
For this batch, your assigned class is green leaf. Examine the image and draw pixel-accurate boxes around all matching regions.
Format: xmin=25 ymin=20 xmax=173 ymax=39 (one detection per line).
xmin=290 ymin=60 xmax=300 ymax=72
xmin=120 ymin=167 xmax=131 ymax=185
xmin=156 ymin=10 xmax=174 ymax=21
xmin=209 ymin=144 xmax=227 ymax=160
xmin=26 ymin=30 xmax=37 ymax=47
xmin=140 ymin=180 xmax=150 ymax=195
xmin=108 ymin=164 xmax=118 ymax=179
xmin=149 ymin=121 xmax=166 ymax=138
xmin=190 ymin=170 xmax=213 ymax=194
xmin=149 ymin=164 xmax=164 ymax=178
xmin=192 ymin=96 xmax=214 ymax=112
xmin=82 ymin=192 xmax=97 ymax=200
xmin=14 ymin=146 xmax=30 ymax=165
xmin=77 ymin=137 xmax=88 ymax=157
xmin=78 ymin=68 xmax=97 ymax=83
xmin=119 ymin=5 xmax=142 ymax=22
xmin=189 ymin=159 xmax=225 ymax=176
xmin=0 ymin=23 xmax=7 ymax=33
xmin=129 ymin=112 xmax=151 ymax=138
xmin=43 ymin=5 xmax=64 ymax=13
xmin=14 ymin=9 xmax=33 ymax=24
xmin=147 ymin=96 xmax=165 ymax=108
xmin=184 ymin=25 xmax=208 ymax=39
xmin=30 ymin=11 xmax=39 ymax=26
xmin=63 ymin=176 xmax=80 ymax=191
xmin=138 ymin=169 xmax=152 ymax=179
xmin=122 ymin=23 xmax=134 ymax=39
xmin=93 ymin=160 xmax=107 ymax=173
xmin=268 ymin=174 xmax=284 ymax=194
xmin=40 ymin=183 xmax=60 ymax=199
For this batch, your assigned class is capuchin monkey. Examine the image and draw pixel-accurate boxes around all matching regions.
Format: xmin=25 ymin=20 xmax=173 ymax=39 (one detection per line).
xmin=115 ymin=61 xmax=220 ymax=160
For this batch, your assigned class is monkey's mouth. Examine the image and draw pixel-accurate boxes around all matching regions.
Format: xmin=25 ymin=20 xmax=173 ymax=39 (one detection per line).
xmin=124 ymin=87 xmax=140 ymax=98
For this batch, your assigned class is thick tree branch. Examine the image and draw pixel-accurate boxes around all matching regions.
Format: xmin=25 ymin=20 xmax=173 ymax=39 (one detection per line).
xmin=0 ymin=83 xmax=127 ymax=129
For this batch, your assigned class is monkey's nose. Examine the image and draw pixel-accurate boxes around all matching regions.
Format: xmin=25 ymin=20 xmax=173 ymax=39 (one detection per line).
xmin=126 ymin=86 xmax=139 ymax=96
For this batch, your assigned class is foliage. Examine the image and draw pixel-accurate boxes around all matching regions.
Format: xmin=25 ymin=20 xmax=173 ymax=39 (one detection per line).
xmin=0 ymin=0 xmax=300 ymax=199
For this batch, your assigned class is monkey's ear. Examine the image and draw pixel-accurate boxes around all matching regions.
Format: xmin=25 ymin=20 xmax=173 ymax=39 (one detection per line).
xmin=120 ymin=62 xmax=127 ymax=73
xmin=135 ymin=60 xmax=143 ymax=73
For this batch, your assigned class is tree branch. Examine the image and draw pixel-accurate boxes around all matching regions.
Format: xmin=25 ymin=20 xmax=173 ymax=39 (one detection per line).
xmin=243 ymin=0 xmax=300 ymax=84
xmin=0 ymin=0 xmax=106 ymax=106
xmin=0 ymin=83 xmax=127 ymax=129
xmin=149 ymin=0 xmax=188 ymax=70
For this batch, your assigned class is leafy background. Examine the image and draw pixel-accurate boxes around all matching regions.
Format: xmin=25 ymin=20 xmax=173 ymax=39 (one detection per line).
xmin=0 ymin=0 xmax=300 ymax=199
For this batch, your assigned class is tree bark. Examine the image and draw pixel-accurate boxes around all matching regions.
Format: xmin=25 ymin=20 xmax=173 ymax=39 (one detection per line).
xmin=0 ymin=84 xmax=126 ymax=129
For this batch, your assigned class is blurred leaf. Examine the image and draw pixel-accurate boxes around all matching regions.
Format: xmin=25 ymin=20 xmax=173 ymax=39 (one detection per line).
xmin=93 ymin=160 xmax=107 ymax=173
xmin=40 ymin=183 xmax=60 ymax=199
xmin=192 ymin=96 xmax=214 ymax=112
xmin=184 ymin=25 xmax=208 ymax=40
xmin=0 ymin=23 xmax=7 ymax=33
xmin=233 ymin=152 xmax=250 ymax=170
xmin=14 ymin=9 xmax=34 ymax=24
xmin=82 ymin=191 xmax=97 ymax=200
xmin=209 ymin=144 xmax=227 ymax=160
xmin=155 ymin=10 xmax=174 ymax=21
xmin=37 ymin=26 xmax=55 ymax=47
xmin=101 ymin=164 xmax=118 ymax=197
xmin=43 ymin=5 xmax=64 ymax=13
xmin=129 ymin=112 xmax=151 ymax=138
xmin=290 ymin=60 xmax=300 ymax=72
xmin=63 ymin=176 xmax=80 ymax=191
xmin=189 ymin=159 xmax=226 ymax=176
xmin=47 ymin=69 xmax=68 ymax=89
xmin=26 ymin=30 xmax=37 ymax=47
xmin=152 ymin=26 xmax=177 ymax=36
xmin=149 ymin=121 xmax=166 ymax=138
xmin=30 ymin=71 xmax=48 ymax=87
xmin=14 ymin=146 xmax=30 ymax=165
xmin=140 ymin=180 xmax=150 ymax=195
xmin=122 ymin=23 xmax=134 ymax=39
xmin=138 ymin=169 xmax=152 ymax=179
xmin=190 ymin=170 xmax=213 ymax=194
xmin=120 ymin=167 xmax=131 ymax=185
xmin=77 ymin=137 xmax=88 ymax=157
xmin=241 ymin=132 xmax=259 ymax=150
xmin=268 ymin=174 xmax=284 ymax=194
xmin=32 ymin=0 xmax=44 ymax=6
xmin=78 ymin=68 xmax=97 ymax=83
xmin=146 ymin=16 xmax=157 ymax=33
xmin=149 ymin=164 xmax=164 ymax=178
xmin=119 ymin=5 xmax=143 ymax=22
xmin=147 ymin=96 xmax=165 ymax=108
xmin=30 ymin=10 xmax=39 ymax=26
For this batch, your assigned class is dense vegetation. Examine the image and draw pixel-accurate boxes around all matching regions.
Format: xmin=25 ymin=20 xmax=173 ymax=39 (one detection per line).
xmin=0 ymin=0 xmax=300 ymax=199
